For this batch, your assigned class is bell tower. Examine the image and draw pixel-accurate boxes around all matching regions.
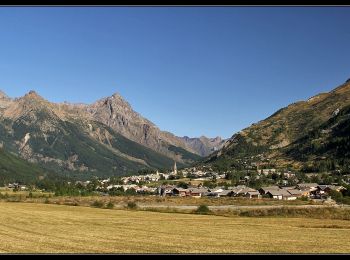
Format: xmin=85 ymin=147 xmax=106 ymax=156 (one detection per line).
xmin=174 ymin=161 xmax=177 ymax=175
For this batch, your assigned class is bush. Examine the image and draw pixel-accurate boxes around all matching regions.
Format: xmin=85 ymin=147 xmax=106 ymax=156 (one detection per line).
xmin=126 ymin=201 xmax=137 ymax=210
xmin=91 ymin=200 xmax=104 ymax=208
xmin=125 ymin=189 xmax=137 ymax=196
xmin=341 ymin=197 xmax=350 ymax=205
xmin=336 ymin=196 xmax=350 ymax=205
xmin=106 ymin=201 xmax=114 ymax=209
xmin=329 ymin=190 xmax=343 ymax=202
xmin=203 ymin=181 xmax=217 ymax=189
xmin=177 ymin=182 xmax=189 ymax=189
xmin=298 ymin=196 xmax=309 ymax=201
xmin=196 ymin=205 xmax=211 ymax=215
xmin=44 ymin=198 xmax=50 ymax=204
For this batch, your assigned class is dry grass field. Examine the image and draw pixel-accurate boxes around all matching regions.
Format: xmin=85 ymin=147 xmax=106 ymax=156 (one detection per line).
xmin=1 ymin=202 xmax=350 ymax=253
xmin=0 ymin=187 xmax=53 ymax=198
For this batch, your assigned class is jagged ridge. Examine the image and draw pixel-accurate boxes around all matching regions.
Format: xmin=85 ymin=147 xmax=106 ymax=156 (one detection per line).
xmin=0 ymin=90 xmax=203 ymax=178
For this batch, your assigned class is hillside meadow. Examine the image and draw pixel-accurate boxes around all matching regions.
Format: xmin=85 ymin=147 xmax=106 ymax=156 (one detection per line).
xmin=0 ymin=202 xmax=350 ymax=253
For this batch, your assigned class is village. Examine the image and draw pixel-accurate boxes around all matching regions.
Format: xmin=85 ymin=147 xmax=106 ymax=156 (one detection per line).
xmin=37 ymin=162 xmax=345 ymax=202
xmin=4 ymin=161 xmax=349 ymax=202
xmin=94 ymin=181 xmax=346 ymax=201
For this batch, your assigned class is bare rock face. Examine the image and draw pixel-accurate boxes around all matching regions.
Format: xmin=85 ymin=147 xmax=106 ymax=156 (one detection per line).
xmin=85 ymin=92 xmax=201 ymax=160
xmin=86 ymin=93 xmax=153 ymax=142
xmin=180 ymin=136 xmax=226 ymax=157
xmin=0 ymin=90 xmax=13 ymax=109
xmin=2 ymin=90 xmax=53 ymax=120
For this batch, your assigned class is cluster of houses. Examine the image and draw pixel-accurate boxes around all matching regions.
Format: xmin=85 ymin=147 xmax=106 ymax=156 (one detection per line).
xmin=182 ymin=167 xmax=226 ymax=180
xmin=120 ymin=169 xmax=227 ymax=185
xmin=119 ymin=164 xmax=228 ymax=184
xmin=116 ymin=165 xmax=300 ymax=187
xmin=182 ymin=167 xmax=298 ymax=185
xmin=120 ymin=162 xmax=180 ymax=184
xmin=103 ymin=184 xmax=158 ymax=194
xmin=158 ymin=183 xmax=347 ymax=200
xmin=159 ymin=185 xmax=261 ymax=199
xmin=258 ymin=168 xmax=296 ymax=178
xmin=7 ymin=183 xmax=28 ymax=191
xmin=121 ymin=172 xmax=161 ymax=184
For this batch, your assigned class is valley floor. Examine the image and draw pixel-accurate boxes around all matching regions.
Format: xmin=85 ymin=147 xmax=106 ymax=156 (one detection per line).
xmin=0 ymin=202 xmax=350 ymax=253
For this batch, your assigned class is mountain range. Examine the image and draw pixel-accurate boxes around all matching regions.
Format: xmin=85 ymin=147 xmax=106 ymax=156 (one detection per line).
xmin=207 ymin=79 xmax=350 ymax=173
xmin=0 ymin=90 xmax=224 ymax=181
xmin=1 ymin=78 xmax=350 ymax=183
xmin=180 ymin=136 xmax=225 ymax=157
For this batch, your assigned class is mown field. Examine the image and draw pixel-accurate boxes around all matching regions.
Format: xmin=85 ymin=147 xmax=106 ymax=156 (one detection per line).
xmin=0 ymin=202 xmax=350 ymax=253
xmin=0 ymin=187 xmax=53 ymax=197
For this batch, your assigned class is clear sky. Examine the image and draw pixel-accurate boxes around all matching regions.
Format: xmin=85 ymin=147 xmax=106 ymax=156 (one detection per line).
xmin=0 ymin=7 xmax=349 ymax=139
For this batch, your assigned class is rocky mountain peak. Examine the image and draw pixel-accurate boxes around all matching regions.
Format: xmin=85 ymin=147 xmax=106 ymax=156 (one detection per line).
xmin=0 ymin=90 xmax=12 ymax=109
xmin=111 ymin=92 xmax=123 ymax=99
xmin=180 ymin=135 xmax=226 ymax=157
xmin=24 ymin=90 xmax=44 ymax=100
xmin=0 ymin=90 xmax=9 ymax=100
xmin=91 ymin=92 xmax=131 ymax=112
xmin=21 ymin=90 xmax=46 ymax=101
xmin=211 ymin=136 xmax=223 ymax=142
xmin=109 ymin=92 xmax=132 ymax=107
xmin=199 ymin=136 xmax=223 ymax=142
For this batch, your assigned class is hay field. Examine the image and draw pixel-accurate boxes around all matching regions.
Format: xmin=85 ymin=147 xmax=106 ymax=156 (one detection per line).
xmin=0 ymin=202 xmax=350 ymax=253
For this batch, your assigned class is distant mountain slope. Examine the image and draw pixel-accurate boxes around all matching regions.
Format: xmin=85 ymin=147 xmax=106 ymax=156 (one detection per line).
xmin=284 ymin=104 xmax=350 ymax=171
xmin=0 ymin=148 xmax=47 ymax=184
xmin=0 ymin=90 xmax=201 ymax=178
xmin=207 ymin=79 xmax=350 ymax=172
xmin=180 ymin=136 xmax=225 ymax=157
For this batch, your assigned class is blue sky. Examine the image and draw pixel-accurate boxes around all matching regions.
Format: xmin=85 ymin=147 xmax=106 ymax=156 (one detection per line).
xmin=0 ymin=7 xmax=349 ymax=139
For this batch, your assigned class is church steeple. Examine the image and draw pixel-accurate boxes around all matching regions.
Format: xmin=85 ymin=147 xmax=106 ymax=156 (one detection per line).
xmin=174 ymin=161 xmax=177 ymax=175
